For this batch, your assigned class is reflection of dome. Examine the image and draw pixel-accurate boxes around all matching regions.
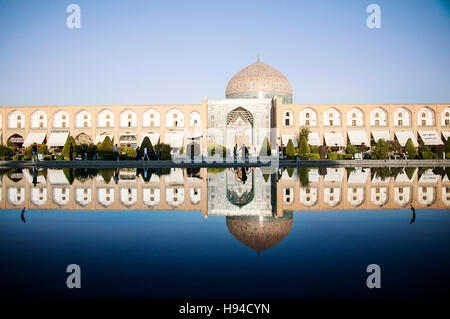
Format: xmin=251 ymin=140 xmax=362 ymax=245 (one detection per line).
xmin=226 ymin=60 xmax=292 ymax=103
xmin=226 ymin=213 xmax=293 ymax=252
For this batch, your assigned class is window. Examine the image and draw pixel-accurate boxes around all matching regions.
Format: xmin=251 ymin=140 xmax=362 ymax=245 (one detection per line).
xmin=375 ymin=120 xmax=379 ymax=126
xmin=399 ymin=113 xmax=402 ymax=118
xmin=375 ymin=113 xmax=379 ymax=118
xmin=352 ymin=120 xmax=356 ymax=126
xmin=399 ymin=120 xmax=403 ymax=126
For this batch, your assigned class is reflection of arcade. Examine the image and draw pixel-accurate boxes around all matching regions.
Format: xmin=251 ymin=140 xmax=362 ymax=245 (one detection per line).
xmin=226 ymin=211 xmax=293 ymax=255
xmin=227 ymin=167 xmax=254 ymax=207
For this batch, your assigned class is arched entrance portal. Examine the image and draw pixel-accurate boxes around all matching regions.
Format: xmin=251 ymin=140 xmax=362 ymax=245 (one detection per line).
xmin=226 ymin=107 xmax=253 ymax=149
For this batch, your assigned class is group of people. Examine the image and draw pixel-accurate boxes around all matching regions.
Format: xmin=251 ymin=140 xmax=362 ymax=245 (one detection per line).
xmin=233 ymin=143 xmax=249 ymax=162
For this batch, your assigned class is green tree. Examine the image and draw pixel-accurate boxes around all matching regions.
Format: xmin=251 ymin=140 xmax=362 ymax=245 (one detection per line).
xmin=259 ymin=136 xmax=271 ymax=156
xmin=388 ymin=140 xmax=402 ymax=154
xmin=299 ymin=126 xmax=310 ymax=143
xmin=444 ymin=138 xmax=450 ymax=153
xmin=404 ymin=138 xmax=418 ymax=159
xmin=98 ymin=136 xmax=114 ymax=160
xmin=345 ymin=144 xmax=358 ymax=156
xmin=298 ymin=136 xmax=310 ymax=156
xmin=286 ymin=139 xmax=296 ymax=160
xmin=0 ymin=145 xmax=13 ymax=157
xmin=62 ymin=135 xmax=76 ymax=160
xmin=141 ymin=136 xmax=154 ymax=155
xmin=372 ymin=139 xmax=389 ymax=159
xmin=298 ymin=167 xmax=310 ymax=187
xmin=154 ymin=143 xmax=172 ymax=160
xmin=318 ymin=145 xmax=328 ymax=159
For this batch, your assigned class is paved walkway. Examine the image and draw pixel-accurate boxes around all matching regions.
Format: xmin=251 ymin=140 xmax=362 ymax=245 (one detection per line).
xmin=1 ymin=159 xmax=449 ymax=168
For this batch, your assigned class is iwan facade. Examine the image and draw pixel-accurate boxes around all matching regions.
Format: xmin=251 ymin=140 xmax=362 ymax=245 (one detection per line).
xmin=1 ymin=60 xmax=449 ymax=153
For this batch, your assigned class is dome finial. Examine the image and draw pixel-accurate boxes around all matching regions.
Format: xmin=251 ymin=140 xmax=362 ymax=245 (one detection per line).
xmin=257 ymin=53 xmax=260 ymax=63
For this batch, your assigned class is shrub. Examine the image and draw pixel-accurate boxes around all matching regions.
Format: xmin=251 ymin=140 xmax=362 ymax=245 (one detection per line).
xmin=298 ymin=136 xmax=310 ymax=156
xmin=24 ymin=155 xmax=31 ymax=160
xmin=445 ymin=138 xmax=450 ymax=153
xmin=446 ymin=152 xmax=450 ymax=160
xmin=62 ymin=136 xmax=76 ymax=160
xmin=13 ymin=154 xmax=22 ymax=160
xmin=299 ymin=126 xmax=310 ymax=143
xmin=44 ymin=155 xmax=52 ymax=161
xmin=307 ymin=153 xmax=320 ymax=160
xmin=318 ymin=145 xmax=328 ymax=159
xmin=0 ymin=145 xmax=13 ymax=157
xmin=310 ymin=145 xmax=319 ymax=154
xmin=207 ymin=143 xmax=226 ymax=158
xmin=345 ymin=144 xmax=358 ymax=155
xmin=86 ymin=144 xmax=98 ymax=160
xmin=121 ymin=146 xmax=136 ymax=159
xmin=285 ymin=139 xmax=296 ymax=160
xmin=99 ymin=136 xmax=114 ymax=160
xmin=337 ymin=153 xmax=344 ymax=160
xmin=422 ymin=151 xmax=434 ymax=159
xmin=372 ymin=139 xmax=389 ymax=159
xmin=405 ymin=138 xmax=418 ymax=159
xmin=328 ymin=153 xmax=338 ymax=160
xmin=259 ymin=136 xmax=271 ymax=156
xmin=100 ymin=169 xmax=115 ymax=184
xmin=298 ymin=167 xmax=310 ymax=187
xmin=154 ymin=143 xmax=172 ymax=160
xmin=344 ymin=154 xmax=353 ymax=159
xmin=56 ymin=154 xmax=65 ymax=161
xmin=140 ymin=137 xmax=155 ymax=157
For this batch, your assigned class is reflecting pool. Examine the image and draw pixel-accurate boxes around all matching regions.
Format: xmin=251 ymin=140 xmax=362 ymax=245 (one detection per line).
xmin=0 ymin=166 xmax=449 ymax=298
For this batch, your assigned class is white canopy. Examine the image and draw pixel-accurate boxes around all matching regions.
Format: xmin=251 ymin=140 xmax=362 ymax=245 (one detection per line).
xmin=394 ymin=131 xmax=418 ymax=147
xmin=164 ymin=132 xmax=184 ymax=148
xmin=371 ymin=130 xmax=391 ymax=142
xmin=23 ymin=133 xmax=46 ymax=147
xmin=347 ymin=130 xmax=369 ymax=145
xmin=442 ymin=131 xmax=450 ymax=141
xmin=140 ymin=133 xmax=160 ymax=145
xmin=323 ymin=132 xmax=345 ymax=147
xmin=418 ymin=131 xmax=443 ymax=145
xmin=94 ymin=134 xmax=114 ymax=145
xmin=281 ymin=135 xmax=298 ymax=147
xmin=47 ymin=169 xmax=68 ymax=185
xmin=47 ymin=132 xmax=69 ymax=147
xmin=307 ymin=132 xmax=321 ymax=146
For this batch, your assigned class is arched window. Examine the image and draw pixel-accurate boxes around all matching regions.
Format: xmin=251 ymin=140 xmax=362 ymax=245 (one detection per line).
xmin=347 ymin=108 xmax=364 ymax=127
xmin=120 ymin=110 xmax=137 ymax=128
xmin=166 ymin=109 xmax=184 ymax=128
xmin=370 ymin=107 xmax=387 ymax=127
xmin=324 ymin=187 xmax=341 ymax=207
xmin=324 ymin=108 xmax=341 ymax=127
xmin=283 ymin=110 xmax=293 ymax=126
xmin=98 ymin=109 xmax=114 ymax=127
xmin=442 ymin=107 xmax=450 ymax=126
xmin=371 ymin=187 xmax=388 ymax=206
xmin=417 ymin=107 xmax=435 ymax=126
xmin=8 ymin=111 xmax=25 ymax=129
xmin=299 ymin=108 xmax=317 ymax=127
xmin=143 ymin=109 xmax=160 ymax=127
xmin=53 ymin=110 xmax=69 ymax=128
xmin=394 ymin=107 xmax=411 ymax=127
xmin=76 ymin=110 xmax=91 ymax=128
xmin=190 ymin=111 xmax=201 ymax=128
xmin=31 ymin=110 xmax=47 ymax=129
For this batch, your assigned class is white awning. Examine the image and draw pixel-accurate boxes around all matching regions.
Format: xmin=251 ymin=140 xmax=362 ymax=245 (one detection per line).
xmin=394 ymin=131 xmax=418 ymax=147
xmin=323 ymin=132 xmax=345 ymax=147
xmin=47 ymin=132 xmax=69 ymax=147
xmin=442 ymin=131 xmax=450 ymax=140
xmin=23 ymin=133 xmax=46 ymax=147
xmin=164 ymin=132 xmax=184 ymax=148
xmin=418 ymin=131 xmax=443 ymax=145
xmin=347 ymin=130 xmax=369 ymax=146
xmin=47 ymin=169 xmax=68 ymax=185
xmin=308 ymin=132 xmax=321 ymax=146
xmin=94 ymin=134 xmax=114 ymax=145
xmin=281 ymin=135 xmax=298 ymax=147
xmin=140 ymin=133 xmax=160 ymax=145
xmin=371 ymin=130 xmax=391 ymax=142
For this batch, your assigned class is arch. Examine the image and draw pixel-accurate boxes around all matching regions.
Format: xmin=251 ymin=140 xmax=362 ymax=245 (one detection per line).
xmin=75 ymin=132 xmax=92 ymax=145
xmin=166 ymin=108 xmax=184 ymax=128
xmin=98 ymin=108 xmax=114 ymax=127
xmin=299 ymin=187 xmax=318 ymax=206
xmin=75 ymin=110 xmax=92 ymax=128
xmin=394 ymin=186 xmax=412 ymax=207
xmin=371 ymin=186 xmax=388 ymax=206
xmin=347 ymin=186 xmax=365 ymax=206
xmin=393 ymin=107 xmax=411 ymax=127
xmin=417 ymin=106 xmax=435 ymax=126
xmin=7 ymin=186 xmax=25 ymax=205
xmin=324 ymin=108 xmax=341 ymax=127
xmin=143 ymin=187 xmax=160 ymax=206
xmin=166 ymin=186 xmax=184 ymax=206
xmin=324 ymin=187 xmax=341 ymax=207
xmin=120 ymin=187 xmax=137 ymax=207
xmin=8 ymin=110 xmax=25 ymax=129
xmin=143 ymin=109 xmax=160 ymax=127
xmin=30 ymin=187 xmax=47 ymax=206
xmin=347 ymin=107 xmax=364 ymax=127
xmin=7 ymin=133 xmax=24 ymax=147
xmin=442 ymin=107 xmax=450 ymax=126
xmin=190 ymin=111 xmax=201 ymax=128
xmin=120 ymin=109 xmax=137 ymax=128
xmin=370 ymin=107 xmax=388 ymax=127
xmin=31 ymin=110 xmax=48 ymax=128
xmin=190 ymin=187 xmax=201 ymax=205
xmin=282 ymin=109 xmax=293 ymax=127
xmin=52 ymin=186 xmax=70 ymax=206
xmin=53 ymin=110 xmax=69 ymax=128
xmin=97 ymin=187 xmax=114 ymax=207
xmin=418 ymin=186 xmax=436 ymax=206
xmin=75 ymin=187 xmax=92 ymax=206
xmin=227 ymin=107 xmax=254 ymax=127
xmin=299 ymin=108 xmax=317 ymax=127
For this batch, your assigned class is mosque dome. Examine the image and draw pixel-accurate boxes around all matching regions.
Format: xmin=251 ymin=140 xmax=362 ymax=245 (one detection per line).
xmin=226 ymin=213 xmax=293 ymax=253
xmin=225 ymin=60 xmax=292 ymax=103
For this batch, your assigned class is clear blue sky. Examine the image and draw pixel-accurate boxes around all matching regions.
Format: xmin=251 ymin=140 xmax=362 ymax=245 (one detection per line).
xmin=0 ymin=0 xmax=449 ymax=106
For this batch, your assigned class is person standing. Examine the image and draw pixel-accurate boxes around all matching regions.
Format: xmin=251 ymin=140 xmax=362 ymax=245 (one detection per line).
xmin=32 ymin=143 xmax=38 ymax=163
xmin=143 ymin=146 xmax=149 ymax=160
xmin=136 ymin=146 xmax=141 ymax=160
xmin=114 ymin=144 xmax=119 ymax=163
xmin=69 ymin=143 xmax=74 ymax=161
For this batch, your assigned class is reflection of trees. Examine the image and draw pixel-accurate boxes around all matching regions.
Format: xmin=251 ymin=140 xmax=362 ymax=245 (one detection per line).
xmin=372 ymin=167 xmax=390 ymax=181
xmin=298 ymin=167 xmax=310 ymax=187
xmin=405 ymin=167 xmax=416 ymax=180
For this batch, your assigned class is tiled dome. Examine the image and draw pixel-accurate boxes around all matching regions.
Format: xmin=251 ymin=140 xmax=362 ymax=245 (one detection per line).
xmin=226 ymin=61 xmax=292 ymax=103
